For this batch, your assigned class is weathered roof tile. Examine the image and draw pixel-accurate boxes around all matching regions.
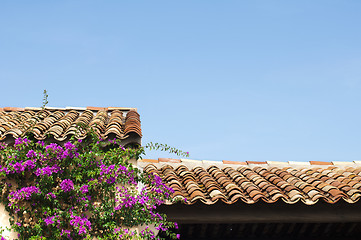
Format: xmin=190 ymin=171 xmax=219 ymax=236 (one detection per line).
xmin=0 ymin=107 xmax=141 ymax=145
xmin=142 ymin=160 xmax=361 ymax=205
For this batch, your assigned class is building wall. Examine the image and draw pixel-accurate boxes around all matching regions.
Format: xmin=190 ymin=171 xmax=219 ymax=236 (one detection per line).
xmin=0 ymin=203 xmax=18 ymax=239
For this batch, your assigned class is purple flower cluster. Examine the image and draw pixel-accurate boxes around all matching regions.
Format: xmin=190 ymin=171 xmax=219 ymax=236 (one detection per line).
xmin=0 ymin=159 xmax=36 ymax=175
xmin=45 ymin=143 xmax=64 ymax=159
xmin=0 ymin=142 xmax=7 ymax=150
xmin=35 ymin=165 xmax=61 ymax=176
xmin=44 ymin=142 xmax=79 ymax=161
xmin=114 ymin=227 xmax=136 ymax=238
xmin=108 ymin=138 xmax=126 ymax=150
xmin=46 ymin=192 xmax=56 ymax=199
xmin=69 ymin=211 xmax=91 ymax=234
xmin=26 ymin=150 xmax=37 ymax=158
xmin=99 ymin=163 xmax=136 ymax=185
xmin=9 ymin=186 xmax=41 ymax=200
xmin=114 ymin=187 xmax=153 ymax=211
xmin=148 ymin=173 xmax=175 ymax=205
xmin=60 ymin=179 xmax=74 ymax=192
xmin=114 ymin=187 xmax=137 ymax=210
xmin=155 ymin=223 xmax=168 ymax=232
xmin=79 ymin=185 xmax=89 ymax=194
xmin=140 ymin=226 xmax=157 ymax=239
xmin=64 ymin=141 xmax=79 ymax=158
xmin=14 ymin=137 xmax=30 ymax=150
xmin=60 ymin=229 xmax=71 ymax=238
xmin=43 ymin=214 xmax=60 ymax=226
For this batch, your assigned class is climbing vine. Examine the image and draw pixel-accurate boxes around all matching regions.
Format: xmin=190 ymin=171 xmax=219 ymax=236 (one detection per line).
xmin=0 ymin=129 xmax=182 ymax=239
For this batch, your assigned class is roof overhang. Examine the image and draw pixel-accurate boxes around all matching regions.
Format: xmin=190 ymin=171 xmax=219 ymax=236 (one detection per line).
xmin=159 ymin=201 xmax=361 ymax=224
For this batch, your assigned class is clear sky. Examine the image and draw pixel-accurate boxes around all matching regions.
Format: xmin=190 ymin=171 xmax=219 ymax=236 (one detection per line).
xmin=1 ymin=1 xmax=361 ymax=162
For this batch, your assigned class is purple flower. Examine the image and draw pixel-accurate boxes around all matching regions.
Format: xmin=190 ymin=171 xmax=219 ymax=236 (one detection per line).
xmin=0 ymin=142 xmax=7 ymax=150
xmin=177 ymin=234 xmax=180 ymax=239
xmin=24 ymin=160 xmax=36 ymax=169
xmin=9 ymin=186 xmax=41 ymax=200
xmin=14 ymin=137 xmax=30 ymax=149
xmin=78 ymin=139 xmax=82 ymax=143
xmin=61 ymin=229 xmax=71 ymax=237
xmin=64 ymin=141 xmax=76 ymax=150
xmin=44 ymin=215 xmax=56 ymax=225
xmin=35 ymin=165 xmax=61 ymax=176
xmin=79 ymin=185 xmax=89 ymax=194
xmin=26 ymin=150 xmax=37 ymax=158
xmin=60 ymin=179 xmax=74 ymax=192
xmin=69 ymin=211 xmax=91 ymax=235
xmin=46 ymin=192 xmax=56 ymax=199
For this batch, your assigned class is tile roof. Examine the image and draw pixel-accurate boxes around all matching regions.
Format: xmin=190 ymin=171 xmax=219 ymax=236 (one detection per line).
xmin=0 ymin=107 xmax=141 ymax=145
xmin=139 ymin=159 xmax=361 ymax=205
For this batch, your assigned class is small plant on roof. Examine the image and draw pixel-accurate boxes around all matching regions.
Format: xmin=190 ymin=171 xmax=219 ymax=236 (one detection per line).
xmin=145 ymin=143 xmax=189 ymax=158
xmin=42 ymin=89 xmax=49 ymax=110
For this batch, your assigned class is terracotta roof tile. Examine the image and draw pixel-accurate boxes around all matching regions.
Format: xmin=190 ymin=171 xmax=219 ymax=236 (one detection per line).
xmin=140 ymin=159 xmax=159 ymax=163
xmin=142 ymin=160 xmax=361 ymax=205
xmin=223 ymin=160 xmax=247 ymax=165
xmin=0 ymin=107 xmax=141 ymax=146
xmin=3 ymin=107 xmax=25 ymax=111
xmin=310 ymin=161 xmax=333 ymax=165
xmin=86 ymin=106 xmax=108 ymax=111
xmin=246 ymin=161 xmax=267 ymax=164
xmin=159 ymin=158 xmax=181 ymax=163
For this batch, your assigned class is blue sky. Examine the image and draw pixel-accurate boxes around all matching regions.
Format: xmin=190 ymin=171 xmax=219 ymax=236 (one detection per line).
xmin=1 ymin=1 xmax=361 ymax=162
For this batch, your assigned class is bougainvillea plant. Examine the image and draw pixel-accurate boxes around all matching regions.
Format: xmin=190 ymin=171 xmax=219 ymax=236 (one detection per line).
xmin=0 ymin=127 xmax=187 ymax=240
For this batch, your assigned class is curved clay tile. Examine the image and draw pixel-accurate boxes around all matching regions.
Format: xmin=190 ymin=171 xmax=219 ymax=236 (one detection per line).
xmin=1 ymin=111 xmax=40 ymax=139
xmin=301 ymin=168 xmax=349 ymax=201
xmin=32 ymin=111 xmax=65 ymax=139
xmin=181 ymin=172 xmax=205 ymax=199
xmin=89 ymin=110 xmax=108 ymax=139
xmin=158 ymin=165 xmax=189 ymax=203
xmin=285 ymin=168 xmax=325 ymax=202
xmin=46 ymin=111 xmax=80 ymax=141
xmin=124 ymin=110 xmax=142 ymax=137
xmin=104 ymin=110 xmax=125 ymax=139
xmin=209 ymin=189 xmax=227 ymax=202
xmin=236 ymin=168 xmax=269 ymax=200
xmin=194 ymin=167 xmax=220 ymax=193
xmin=268 ymin=168 xmax=305 ymax=201
xmin=225 ymin=167 xmax=265 ymax=202
xmin=63 ymin=110 xmax=94 ymax=139
xmin=207 ymin=167 xmax=233 ymax=197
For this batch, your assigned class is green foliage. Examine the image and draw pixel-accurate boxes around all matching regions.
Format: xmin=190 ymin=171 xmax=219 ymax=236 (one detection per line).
xmin=42 ymin=90 xmax=49 ymax=109
xmin=0 ymin=130 xmax=182 ymax=239
xmin=146 ymin=143 xmax=189 ymax=158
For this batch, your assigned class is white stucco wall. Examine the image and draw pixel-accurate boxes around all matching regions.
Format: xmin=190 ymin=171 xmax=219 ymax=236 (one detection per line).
xmin=0 ymin=203 xmax=18 ymax=239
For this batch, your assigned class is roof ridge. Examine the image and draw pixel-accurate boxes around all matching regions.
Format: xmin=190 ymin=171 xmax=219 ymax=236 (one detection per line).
xmin=0 ymin=106 xmax=137 ymax=112
xmin=138 ymin=158 xmax=361 ymax=169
